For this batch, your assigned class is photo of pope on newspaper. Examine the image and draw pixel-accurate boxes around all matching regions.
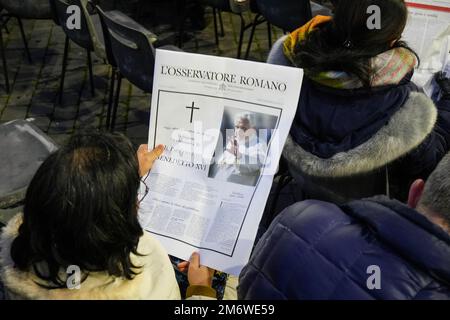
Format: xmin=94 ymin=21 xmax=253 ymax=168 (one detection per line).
xmin=208 ymin=106 xmax=278 ymax=187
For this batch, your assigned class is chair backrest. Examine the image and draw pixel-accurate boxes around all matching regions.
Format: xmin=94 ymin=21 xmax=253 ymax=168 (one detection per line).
xmin=289 ymin=165 xmax=389 ymax=205
xmin=81 ymin=0 xmax=106 ymax=60
xmin=0 ymin=119 xmax=58 ymax=209
xmin=95 ymin=5 xmax=117 ymax=68
xmin=97 ymin=6 xmax=156 ymax=93
xmin=257 ymin=0 xmax=313 ymax=32
xmin=0 ymin=0 xmax=52 ymax=19
xmin=50 ymin=0 xmax=93 ymax=50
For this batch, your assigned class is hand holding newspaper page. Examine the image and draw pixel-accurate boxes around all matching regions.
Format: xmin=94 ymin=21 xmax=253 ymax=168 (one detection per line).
xmin=403 ymin=1 xmax=450 ymax=96
xmin=138 ymin=50 xmax=303 ymax=275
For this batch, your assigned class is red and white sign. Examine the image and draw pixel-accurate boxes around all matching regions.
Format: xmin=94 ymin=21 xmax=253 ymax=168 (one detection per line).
xmin=406 ymin=0 xmax=450 ymax=12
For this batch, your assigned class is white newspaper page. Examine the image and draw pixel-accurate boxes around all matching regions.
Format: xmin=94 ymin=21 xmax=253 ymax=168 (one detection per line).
xmin=404 ymin=1 xmax=450 ymax=58
xmin=138 ymin=50 xmax=303 ymax=275
xmin=404 ymin=1 xmax=450 ymax=94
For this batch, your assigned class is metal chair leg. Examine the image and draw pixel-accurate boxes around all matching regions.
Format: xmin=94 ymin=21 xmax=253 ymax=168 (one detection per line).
xmin=212 ymin=8 xmax=219 ymax=46
xmin=110 ymin=73 xmax=122 ymax=132
xmin=237 ymin=14 xmax=246 ymax=59
xmin=106 ymin=67 xmax=116 ymax=130
xmin=244 ymin=14 xmax=260 ymax=60
xmin=176 ymin=0 xmax=187 ymax=48
xmin=218 ymin=10 xmax=224 ymax=37
xmin=87 ymin=50 xmax=95 ymax=97
xmin=58 ymin=35 xmax=70 ymax=105
xmin=267 ymin=22 xmax=272 ymax=48
xmin=0 ymin=29 xmax=10 ymax=93
xmin=17 ymin=17 xmax=32 ymax=63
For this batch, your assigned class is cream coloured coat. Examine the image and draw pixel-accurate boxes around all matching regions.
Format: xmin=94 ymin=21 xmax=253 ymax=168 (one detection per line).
xmin=0 ymin=214 xmax=181 ymax=300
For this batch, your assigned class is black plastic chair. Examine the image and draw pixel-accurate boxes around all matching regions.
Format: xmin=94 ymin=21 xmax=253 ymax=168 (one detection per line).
xmin=169 ymin=0 xmax=213 ymax=49
xmin=0 ymin=0 xmax=53 ymax=92
xmin=204 ymin=0 xmax=265 ymax=59
xmin=0 ymin=5 xmax=35 ymax=92
xmin=50 ymin=0 xmax=101 ymax=105
xmin=258 ymin=0 xmax=313 ymax=32
xmin=0 ymin=119 xmax=58 ymax=213
xmin=0 ymin=0 xmax=52 ymax=19
xmin=245 ymin=0 xmax=331 ymax=59
xmin=95 ymin=5 xmax=119 ymax=131
xmin=97 ymin=5 xmax=156 ymax=131
xmin=97 ymin=6 xmax=178 ymax=131
xmin=204 ymin=0 xmax=228 ymax=45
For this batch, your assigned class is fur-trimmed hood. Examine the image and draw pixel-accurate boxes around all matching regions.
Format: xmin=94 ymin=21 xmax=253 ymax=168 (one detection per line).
xmin=0 ymin=214 xmax=181 ymax=300
xmin=284 ymin=92 xmax=438 ymax=177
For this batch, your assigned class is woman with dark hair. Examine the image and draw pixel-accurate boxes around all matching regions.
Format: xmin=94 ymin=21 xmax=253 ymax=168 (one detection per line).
xmin=269 ymin=0 xmax=450 ymax=201
xmin=0 ymin=132 xmax=215 ymax=299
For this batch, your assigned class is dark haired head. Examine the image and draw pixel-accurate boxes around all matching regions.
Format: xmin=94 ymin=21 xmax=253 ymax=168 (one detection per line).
xmin=10 ymin=132 xmax=143 ymax=287
xmin=293 ymin=0 xmax=416 ymax=87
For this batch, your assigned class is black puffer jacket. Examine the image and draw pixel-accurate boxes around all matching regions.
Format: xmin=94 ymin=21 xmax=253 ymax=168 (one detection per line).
xmin=269 ymin=36 xmax=450 ymax=200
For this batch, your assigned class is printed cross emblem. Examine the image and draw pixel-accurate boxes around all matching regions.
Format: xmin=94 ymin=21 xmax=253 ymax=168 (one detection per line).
xmin=186 ymin=102 xmax=200 ymax=123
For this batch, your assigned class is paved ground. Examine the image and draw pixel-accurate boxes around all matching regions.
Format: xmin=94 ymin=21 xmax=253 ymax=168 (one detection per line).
xmin=0 ymin=1 xmax=330 ymax=219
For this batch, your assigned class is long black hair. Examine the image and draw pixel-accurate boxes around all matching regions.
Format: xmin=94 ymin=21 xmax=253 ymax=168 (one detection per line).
xmin=10 ymin=132 xmax=144 ymax=288
xmin=293 ymin=0 xmax=416 ymax=87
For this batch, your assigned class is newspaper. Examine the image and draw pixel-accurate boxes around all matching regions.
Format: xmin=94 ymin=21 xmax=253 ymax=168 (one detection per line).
xmin=138 ymin=50 xmax=303 ymax=275
xmin=403 ymin=0 xmax=450 ymax=96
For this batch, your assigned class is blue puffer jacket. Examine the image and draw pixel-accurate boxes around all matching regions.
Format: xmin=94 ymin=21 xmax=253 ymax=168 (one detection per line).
xmin=269 ymin=36 xmax=450 ymax=200
xmin=238 ymin=197 xmax=450 ymax=300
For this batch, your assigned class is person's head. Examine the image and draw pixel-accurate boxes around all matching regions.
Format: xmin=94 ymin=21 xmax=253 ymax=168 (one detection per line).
xmin=408 ymin=153 xmax=450 ymax=233
xmin=294 ymin=0 xmax=414 ymax=87
xmin=334 ymin=0 xmax=407 ymax=46
xmin=234 ymin=113 xmax=256 ymax=140
xmin=10 ymin=132 xmax=144 ymax=287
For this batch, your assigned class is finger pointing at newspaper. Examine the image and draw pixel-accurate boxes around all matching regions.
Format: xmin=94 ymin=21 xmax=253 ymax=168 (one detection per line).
xmin=137 ymin=144 xmax=164 ymax=177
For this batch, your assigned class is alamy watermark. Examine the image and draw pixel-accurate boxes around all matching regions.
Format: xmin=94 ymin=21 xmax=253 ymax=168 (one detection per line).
xmin=66 ymin=265 xmax=81 ymax=290
xmin=66 ymin=5 xmax=81 ymax=30
xmin=65 ymin=4 xmax=383 ymax=32
xmin=366 ymin=265 xmax=381 ymax=290
xmin=367 ymin=5 xmax=382 ymax=30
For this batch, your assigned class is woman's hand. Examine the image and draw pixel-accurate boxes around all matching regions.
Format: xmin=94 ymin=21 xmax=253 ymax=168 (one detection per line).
xmin=137 ymin=144 xmax=164 ymax=177
xmin=178 ymin=252 xmax=215 ymax=287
